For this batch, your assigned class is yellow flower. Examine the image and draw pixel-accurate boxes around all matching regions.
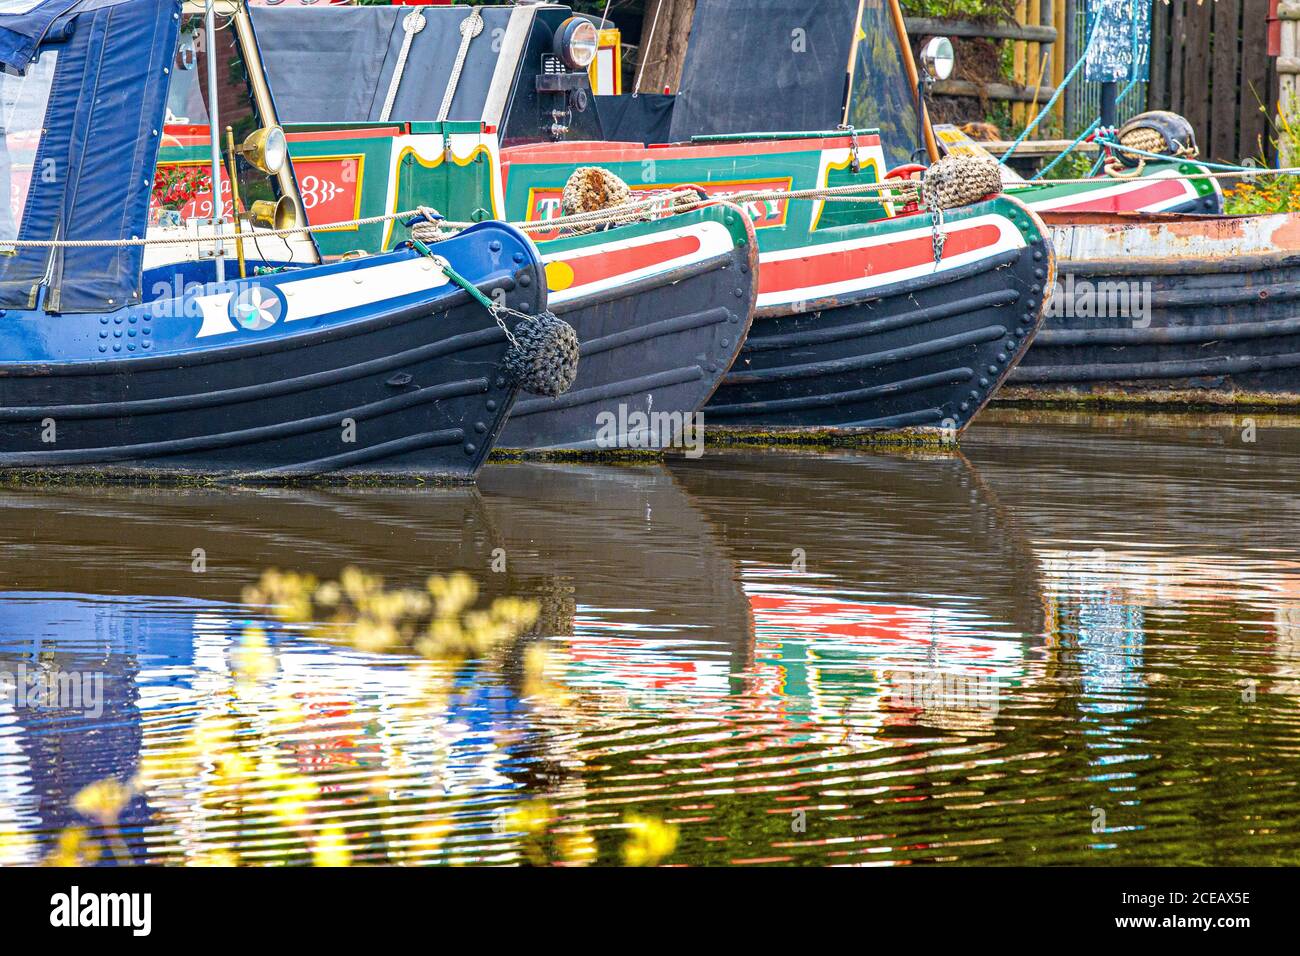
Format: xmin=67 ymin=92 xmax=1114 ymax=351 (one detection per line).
xmin=46 ymin=826 xmax=101 ymax=867
xmin=188 ymin=849 xmax=239 ymax=867
xmin=312 ymin=824 xmax=352 ymax=867
xmin=621 ymin=814 xmax=678 ymax=867
xmin=507 ymin=799 xmax=554 ymax=836
xmin=0 ymin=826 xmax=35 ymax=866
xmin=71 ymin=778 xmax=133 ymax=826
xmin=233 ymin=626 xmax=276 ymax=681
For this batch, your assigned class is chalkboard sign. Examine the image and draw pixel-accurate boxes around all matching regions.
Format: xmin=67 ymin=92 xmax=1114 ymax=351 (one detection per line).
xmin=1085 ymin=0 xmax=1151 ymax=83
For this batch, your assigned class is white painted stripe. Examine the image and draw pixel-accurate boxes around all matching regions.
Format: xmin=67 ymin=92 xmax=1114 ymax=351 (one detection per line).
xmin=195 ymin=256 xmax=451 ymax=339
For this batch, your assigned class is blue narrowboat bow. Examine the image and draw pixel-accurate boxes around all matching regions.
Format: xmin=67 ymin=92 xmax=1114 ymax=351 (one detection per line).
xmin=0 ymin=0 xmax=560 ymax=479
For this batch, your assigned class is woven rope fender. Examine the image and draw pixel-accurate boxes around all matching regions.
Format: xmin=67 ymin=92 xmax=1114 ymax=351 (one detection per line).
xmin=502 ymin=310 xmax=581 ymax=398
xmin=560 ymin=166 xmax=634 ymax=234
xmin=922 ymin=154 xmax=1002 ymax=211
xmin=1114 ymin=111 xmax=1198 ymax=168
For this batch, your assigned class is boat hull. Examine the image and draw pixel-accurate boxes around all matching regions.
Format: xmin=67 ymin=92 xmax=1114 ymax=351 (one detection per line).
xmin=500 ymin=211 xmax=758 ymax=450
xmin=1004 ymin=211 xmax=1300 ymax=407
xmin=0 ymin=226 xmax=545 ymax=479
xmin=705 ymin=197 xmax=1054 ymax=436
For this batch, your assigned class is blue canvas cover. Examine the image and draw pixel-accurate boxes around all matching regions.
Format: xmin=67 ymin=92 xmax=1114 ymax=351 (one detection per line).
xmin=0 ymin=0 xmax=81 ymax=76
xmin=0 ymin=0 xmax=179 ymax=312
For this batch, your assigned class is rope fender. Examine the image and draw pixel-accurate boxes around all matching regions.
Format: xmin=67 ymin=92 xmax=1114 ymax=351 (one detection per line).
xmin=412 ymin=235 xmax=579 ymax=399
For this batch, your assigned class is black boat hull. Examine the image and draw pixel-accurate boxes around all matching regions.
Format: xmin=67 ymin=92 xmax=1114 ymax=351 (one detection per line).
xmin=0 ymin=239 xmax=546 ymax=480
xmin=705 ymin=199 xmax=1054 ymax=437
xmin=1004 ymin=212 xmax=1300 ymax=407
xmin=500 ymin=213 xmax=758 ymax=451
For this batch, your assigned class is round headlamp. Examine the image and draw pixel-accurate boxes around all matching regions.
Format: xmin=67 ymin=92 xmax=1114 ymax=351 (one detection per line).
xmin=555 ymin=17 xmax=599 ymax=71
xmin=241 ymin=125 xmax=288 ymax=176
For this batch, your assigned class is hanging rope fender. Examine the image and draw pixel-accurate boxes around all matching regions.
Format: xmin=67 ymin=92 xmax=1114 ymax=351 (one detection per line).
xmin=437 ymin=7 xmax=484 ymax=123
xmin=410 ymin=238 xmax=580 ymax=399
xmin=379 ymin=10 xmax=427 ymax=124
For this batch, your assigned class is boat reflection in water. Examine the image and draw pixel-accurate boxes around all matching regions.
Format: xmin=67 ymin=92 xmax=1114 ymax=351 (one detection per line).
xmin=3 ymin=413 xmax=1300 ymax=865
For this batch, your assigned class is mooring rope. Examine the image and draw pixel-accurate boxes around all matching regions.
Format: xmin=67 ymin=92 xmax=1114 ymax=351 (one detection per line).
xmin=379 ymin=10 xmax=427 ymax=124
xmin=5 ymin=157 xmax=1298 ymax=253
xmin=436 ymin=6 xmax=483 ymax=123
xmin=0 ymin=180 xmax=916 ymax=250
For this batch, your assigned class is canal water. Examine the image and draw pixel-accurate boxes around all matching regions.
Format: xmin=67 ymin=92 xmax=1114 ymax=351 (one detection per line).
xmin=1 ymin=410 xmax=1298 ymax=866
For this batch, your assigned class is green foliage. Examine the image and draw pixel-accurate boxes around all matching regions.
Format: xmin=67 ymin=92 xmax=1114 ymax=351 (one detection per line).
xmin=901 ymin=0 xmax=1017 ymax=19
xmin=1037 ymin=150 xmax=1095 ymax=181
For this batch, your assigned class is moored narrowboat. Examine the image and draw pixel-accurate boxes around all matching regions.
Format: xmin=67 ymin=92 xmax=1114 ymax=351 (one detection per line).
xmin=238 ymin=2 xmax=757 ymax=452
xmin=0 ymin=0 xmax=567 ymax=480
xmin=641 ymin=0 xmax=1300 ymax=409
xmin=248 ymin=1 xmax=1054 ymax=441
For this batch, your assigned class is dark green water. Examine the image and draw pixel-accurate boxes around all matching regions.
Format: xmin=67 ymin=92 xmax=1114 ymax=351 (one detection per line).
xmin=1 ymin=410 xmax=1298 ymax=866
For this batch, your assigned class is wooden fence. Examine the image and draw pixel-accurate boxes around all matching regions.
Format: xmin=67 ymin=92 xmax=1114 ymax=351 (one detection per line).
xmin=1147 ymin=0 xmax=1275 ymax=164
xmin=1271 ymin=0 xmax=1299 ymax=164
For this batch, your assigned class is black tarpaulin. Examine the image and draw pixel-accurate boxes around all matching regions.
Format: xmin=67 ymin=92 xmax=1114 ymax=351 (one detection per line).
xmin=251 ymin=5 xmax=517 ymax=123
xmin=669 ymin=0 xmax=851 ymax=142
xmin=668 ymin=0 xmax=921 ymax=167
xmin=595 ymin=94 xmax=675 ymax=145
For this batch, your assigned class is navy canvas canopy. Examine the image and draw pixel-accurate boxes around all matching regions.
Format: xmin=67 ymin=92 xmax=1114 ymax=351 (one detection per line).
xmin=669 ymin=0 xmax=920 ymax=167
xmin=0 ymin=0 xmax=178 ymax=313
xmin=251 ymin=5 xmax=515 ymax=124
xmin=0 ymin=0 xmax=81 ymax=76
xmin=669 ymin=0 xmax=852 ymax=143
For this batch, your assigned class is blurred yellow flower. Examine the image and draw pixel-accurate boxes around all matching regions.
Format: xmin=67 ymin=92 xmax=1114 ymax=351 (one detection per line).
xmin=621 ymin=814 xmax=678 ymax=867
xmin=71 ymin=778 xmax=133 ymax=826
xmin=312 ymin=824 xmax=352 ymax=867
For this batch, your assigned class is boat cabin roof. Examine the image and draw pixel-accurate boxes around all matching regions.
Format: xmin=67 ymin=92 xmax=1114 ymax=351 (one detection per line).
xmin=250 ymin=2 xmax=598 ymax=144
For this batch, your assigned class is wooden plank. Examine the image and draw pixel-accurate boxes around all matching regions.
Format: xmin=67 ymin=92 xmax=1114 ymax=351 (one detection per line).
xmin=1239 ymin=0 xmax=1272 ymax=162
xmin=903 ymin=17 xmax=1056 ymax=42
xmin=1282 ymin=21 xmax=1298 ymax=165
xmin=1182 ymin=0 xmax=1211 ymax=150
xmin=1148 ymin=0 xmax=1167 ymax=108
xmin=1169 ymin=0 xmax=1185 ymax=115
xmin=933 ymin=79 xmax=1056 ymax=102
xmin=1210 ymin=0 xmax=1241 ymax=162
xmin=1013 ymin=0 xmax=1028 ymax=125
xmin=1051 ymin=0 xmax=1066 ymax=124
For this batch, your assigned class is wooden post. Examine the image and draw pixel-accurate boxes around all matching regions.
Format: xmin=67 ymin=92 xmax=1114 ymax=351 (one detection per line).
xmin=1051 ymin=0 xmax=1066 ymax=125
xmin=1281 ymin=0 xmax=1300 ymax=165
xmin=635 ymin=0 xmax=697 ymax=94
xmin=1013 ymin=0 xmax=1028 ymax=125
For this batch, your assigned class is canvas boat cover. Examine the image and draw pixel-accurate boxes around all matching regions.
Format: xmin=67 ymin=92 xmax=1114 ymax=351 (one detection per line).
xmin=0 ymin=0 xmax=178 ymax=313
xmin=670 ymin=0 xmax=920 ymax=168
xmin=250 ymin=5 xmax=518 ymax=124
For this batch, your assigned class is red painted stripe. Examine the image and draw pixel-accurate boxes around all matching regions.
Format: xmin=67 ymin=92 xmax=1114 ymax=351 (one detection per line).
xmin=504 ymin=133 xmax=880 ymax=167
xmin=758 ymin=223 xmax=1003 ymax=295
xmin=563 ymin=234 xmax=703 ymax=287
xmin=284 ymin=125 xmax=406 ymax=143
xmin=1049 ymin=177 xmax=1188 ymax=213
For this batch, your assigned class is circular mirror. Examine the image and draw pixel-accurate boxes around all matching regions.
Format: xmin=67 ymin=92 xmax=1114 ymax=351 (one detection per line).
xmin=921 ymin=36 xmax=955 ymax=82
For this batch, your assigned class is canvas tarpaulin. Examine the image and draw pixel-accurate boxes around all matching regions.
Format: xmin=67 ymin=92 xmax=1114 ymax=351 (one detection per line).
xmin=250 ymin=5 xmax=516 ymax=124
xmin=0 ymin=0 xmax=178 ymax=313
xmin=669 ymin=0 xmax=852 ymax=143
xmin=669 ymin=0 xmax=920 ymax=167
